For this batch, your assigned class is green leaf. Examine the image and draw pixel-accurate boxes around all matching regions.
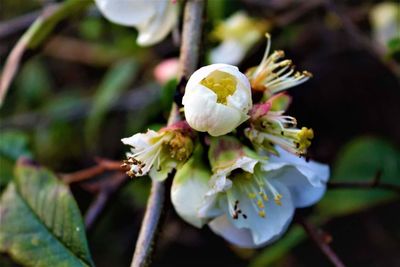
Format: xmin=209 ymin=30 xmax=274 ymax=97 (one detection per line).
xmin=0 ymin=130 xmax=32 ymax=189
xmin=0 ymin=130 xmax=32 ymax=161
xmin=0 ymin=160 xmax=94 ymax=267
xmin=85 ymin=59 xmax=138 ymax=146
xmin=387 ymin=37 xmax=400 ymax=62
xmin=317 ymin=136 xmax=400 ymax=217
xmin=249 ymin=226 xmax=306 ymax=267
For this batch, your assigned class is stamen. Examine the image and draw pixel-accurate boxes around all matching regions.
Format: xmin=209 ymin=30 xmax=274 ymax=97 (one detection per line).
xmin=247 ymin=33 xmax=312 ymax=94
xmin=200 ymin=70 xmax=237 ymax=105
xmin=264 ymin=179 xmax=283 ymax=206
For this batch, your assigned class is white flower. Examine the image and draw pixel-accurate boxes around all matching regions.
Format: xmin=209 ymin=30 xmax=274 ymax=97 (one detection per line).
xmin=121 ymin=121 xmax=194 ymax=181
xmin=182 ymin=64 xmax=252 ymax=136
xmin=171 ymin=137 xmax=329 ymax=248
xmin=94 ymin=0 xmax=178 ymax=46
xmin=210 ymin=12 xmax=269 ymax=65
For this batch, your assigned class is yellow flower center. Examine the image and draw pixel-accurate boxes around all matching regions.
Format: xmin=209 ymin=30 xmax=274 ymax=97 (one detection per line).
xmin=200 ymin=70 xmax=237 ymax=105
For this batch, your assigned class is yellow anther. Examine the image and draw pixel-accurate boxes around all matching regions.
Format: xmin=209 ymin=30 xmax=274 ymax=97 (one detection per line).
xmin=248 ymin=192 xmax=257 ymax=199
xmin=274 ymin=194 xmax=283 ymax=206
xmin=258 ymin=210 xmax=266 ymax=218
xmin=257 ymin=199 xmax=265 ymax=209
xmin=296 ymin=127 xmax=314 ymax=151
xmin=200 ymin=70 xmax=237 ymax=105
xmin=260 ymin=192 xmax=268 ymax=201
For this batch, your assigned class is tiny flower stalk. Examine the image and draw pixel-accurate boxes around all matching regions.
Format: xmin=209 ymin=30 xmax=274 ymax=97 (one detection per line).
xmin=246 ymin=34 xmax=312 ymax=98
xmin=121 ymin=121 xmax=194 ymax=181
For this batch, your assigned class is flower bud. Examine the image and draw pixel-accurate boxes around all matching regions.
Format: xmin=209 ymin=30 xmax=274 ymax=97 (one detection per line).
xmin=182 ymin=64 xmax=252 ymax=136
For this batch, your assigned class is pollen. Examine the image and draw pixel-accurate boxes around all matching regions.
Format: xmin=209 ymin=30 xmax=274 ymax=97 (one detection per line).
xmin=296 ymin=127 xmax=314 ymax=152
xmin=200 ymin=70 xmax=237 ymax=105
xmin=168 ymin=132 xmax=193 ymax=161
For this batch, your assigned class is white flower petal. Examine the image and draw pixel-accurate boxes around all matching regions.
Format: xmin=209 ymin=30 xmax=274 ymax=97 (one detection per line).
xmin=197 ymin=193 xmax=224 ymax=220
xmin=268 ymin=167 xmax=327 ymax=208
xmin=171 ymin=157 xmax=211 ymax=228
xmin=136 ymin=0 xmax=178 ymax=46
xmin=210 ymin=40 xmax=247 ymax=65
xmin=94 ymin=0 xmax=154 ymax=27
xmin=209 ymin=215 xmax=256 ymax=248
xmin=263 ymin=147 xmax=330 ymax=207
xmin=225 ymin=179 xmax=294 ymax=246
xmin=183 ymin=64 xmax=239 ymax=94
xmin=94 ymin=0 xmax=178 ymax=46
xmin=264 ymin=147 xmax=330 ymax=185
xmin=183 ymin=85 xmax=243 ymax=136
xmin=121 ymin=130 xmax=158 ymax=149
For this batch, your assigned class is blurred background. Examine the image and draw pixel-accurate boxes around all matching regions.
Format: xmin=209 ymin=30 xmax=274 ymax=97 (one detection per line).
xmin=1 ymin=0 xmax=399 ymax=266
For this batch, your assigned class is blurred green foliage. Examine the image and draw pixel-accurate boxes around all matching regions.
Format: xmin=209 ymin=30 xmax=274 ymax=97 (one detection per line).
xmin=85 ymin=59 xmax=138 ymax=148
xmin=0 ymin=161 xmax=93 ymax=266
xmin=0 ymin=130 xmax=32 ymax=189
xmin=317 ymin=137 xmax=400 ymax=217
xmin=248 ymin=136 xmax=400 ymax=267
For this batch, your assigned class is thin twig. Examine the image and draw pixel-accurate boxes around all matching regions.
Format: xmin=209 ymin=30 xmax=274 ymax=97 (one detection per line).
xmin=324 ymin=0 xmax=400 ymax=77
xmin=177 ymin=0 xmax=204 ymax=92
xmin=129 ymin=1 xmax=205 ymax=267
xmin=84 ymin=173 xmax=127 ymax=230
xmin=327 ymin=170 xmax=400 ymax=194
xmin=298 ymin=217 xmax=346 ymax=267
xmin=61 ymin=158 xmax=126 ymax=184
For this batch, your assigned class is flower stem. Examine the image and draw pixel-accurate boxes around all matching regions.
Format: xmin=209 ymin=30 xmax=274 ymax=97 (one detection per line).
xmin=129 ymin=1 xmax=205 ymax=267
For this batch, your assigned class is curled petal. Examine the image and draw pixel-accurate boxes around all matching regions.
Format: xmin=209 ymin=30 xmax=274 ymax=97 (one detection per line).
xmin=136 ymin=1 xmax=178 ymax=46
xmin=209 ymin=215 xmax=256 ymax=248
xmin=263 ymin=147 xmax=330 ymax=207
xmin=183 ymin=85 xmax=244 ymax=136
xmin=94 ymin=0 xmax=178 ymax=46
xmin=94 ymin=0 xmax=154 ymax=27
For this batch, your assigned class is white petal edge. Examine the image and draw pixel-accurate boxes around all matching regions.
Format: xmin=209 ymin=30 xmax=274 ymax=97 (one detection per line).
xmin=94 ymin=0 xmax=154 ymax=27
xmin=136 ymin=0 xmax=178 ymax=46
xmin=171 ymin=158 xmax=211 ymax=228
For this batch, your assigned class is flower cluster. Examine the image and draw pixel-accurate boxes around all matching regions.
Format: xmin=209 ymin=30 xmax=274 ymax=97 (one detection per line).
xmin=121 ymin=35 xmax=329 ymax=248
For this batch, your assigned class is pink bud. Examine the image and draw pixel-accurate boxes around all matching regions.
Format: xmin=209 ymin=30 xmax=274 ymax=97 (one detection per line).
xmin=154 ymin=58 xmax=179 ymax=84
